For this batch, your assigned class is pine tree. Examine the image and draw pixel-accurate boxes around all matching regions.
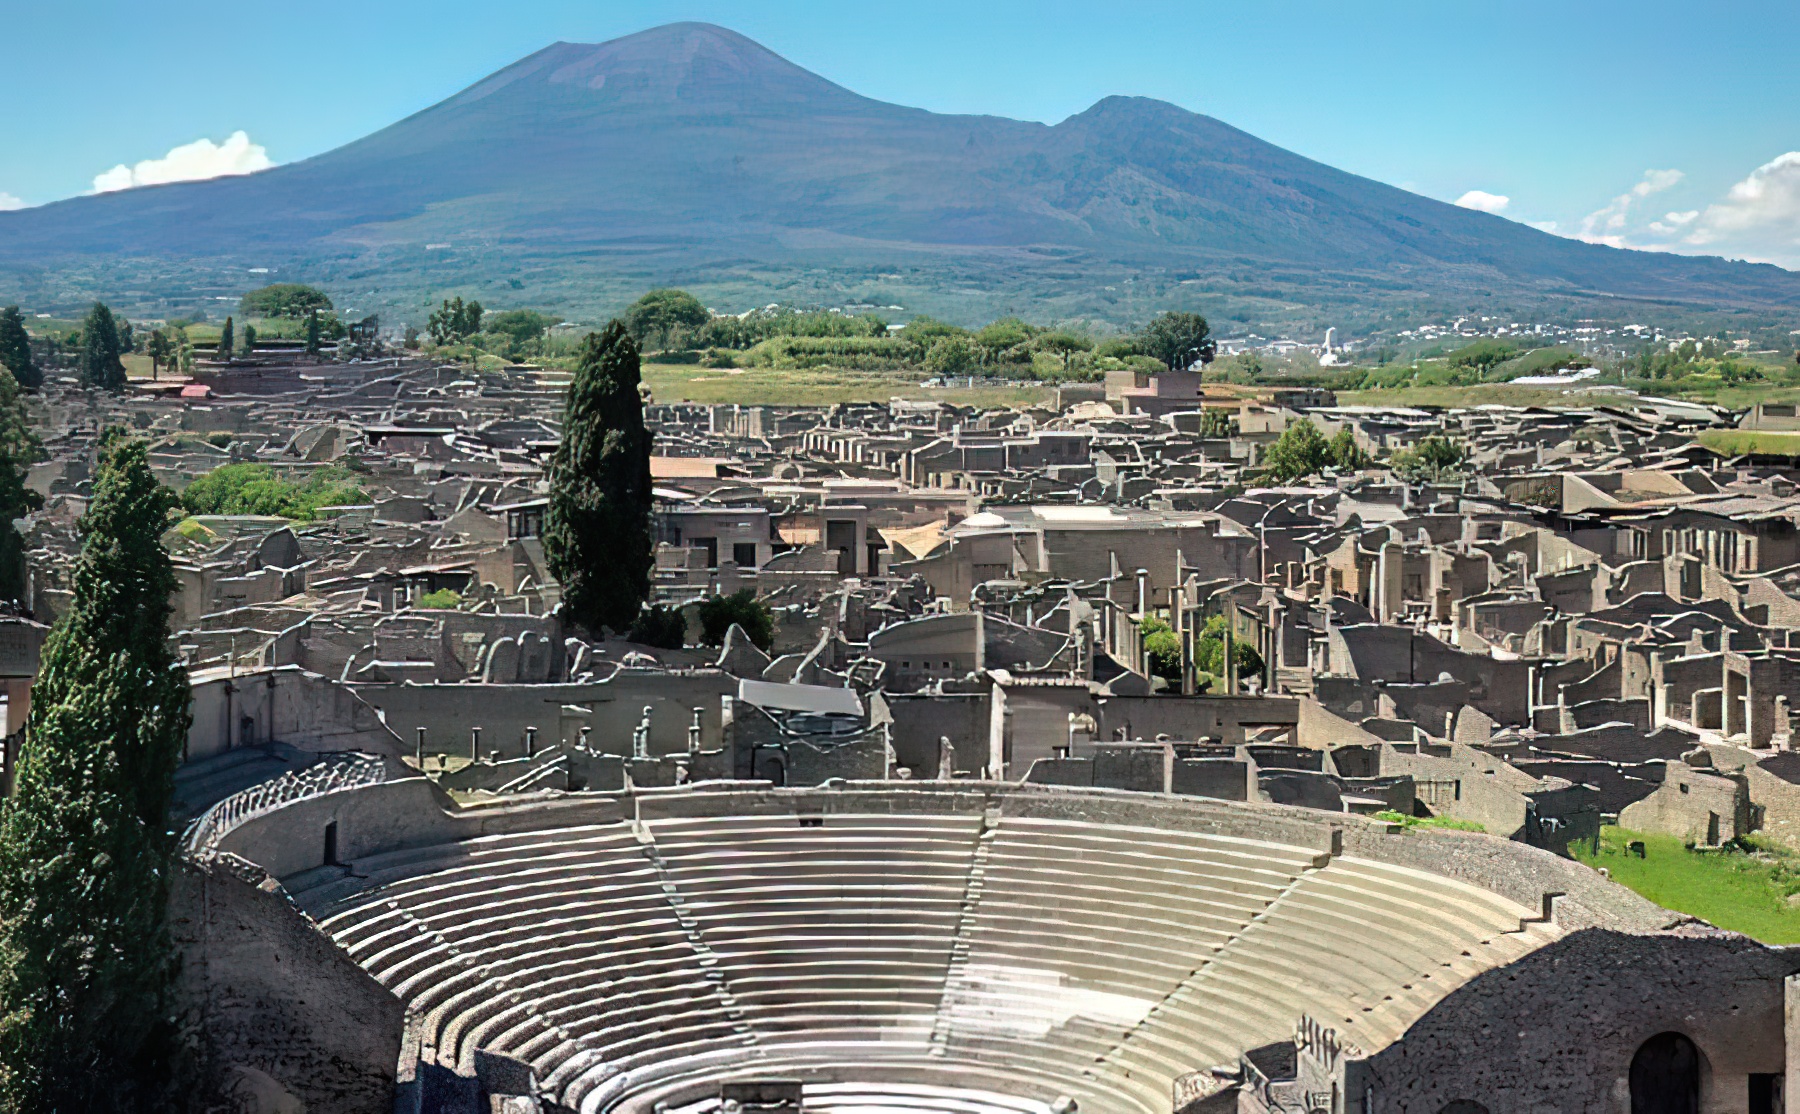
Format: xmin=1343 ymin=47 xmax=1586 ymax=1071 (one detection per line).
xmin=144 ymin=331 xmax=169 ymax=380
xmin=217 ymin=316 xmax=233 ymax=361
xmin=78 ymin=303 xmax=125 ymax=391
xmin=545 ymin=320 xmax=653 ymax=632
xmin=0 ymin=309 xmax=39 ymax=391
xmin=303 ymin=309 xmax=322 ymax=356
xmin=0 ymin=433 xmax=189 ymax=1112
xmin=0 ymin=369 xmax=42 ymax=601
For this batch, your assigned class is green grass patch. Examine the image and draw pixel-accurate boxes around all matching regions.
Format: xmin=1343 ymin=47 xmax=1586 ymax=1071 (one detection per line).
xmin=180 ymin=463 xmax=367 ymax=521
xmin=1695 ymin=429 xmax=1800 ymax=457
xmin=1573 ymin=826 xmax=1800 ymax=944
xmin=1373 ymin=809 xmax=1486 ymax=832
xmin=1339 ymin=383 xmax=1627 ymax=409
xmin=638 ymin=362 xmax=1056 ymax=407
xmin=414 ymin=589 xmax=462 ymax=610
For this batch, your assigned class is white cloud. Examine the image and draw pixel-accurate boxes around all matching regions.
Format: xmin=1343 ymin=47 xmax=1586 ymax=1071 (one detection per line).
xmin=1678 ymin=152 xmax=1800 ymax=264
xmin=0 ymin=193 xmax=23 ymax=211
xmin=1578 ymin=168 xmax=1684 ymax=247
xmin=1455 ymin=190 xmax=1510 ymax=215
xmin=1648 ymin=210 xmax=1699 ymax=235
xmin=91 ymin=130 xmax=273 ymax=194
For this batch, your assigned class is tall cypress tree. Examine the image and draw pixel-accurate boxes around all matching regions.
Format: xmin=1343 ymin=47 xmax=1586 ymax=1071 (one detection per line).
xmin=216 ymin=316 xmax=233 ymax=361
xmin=0 ymin=433 xmax=189 ymax=1112
xmin=0 ymin=369 xmax=42 ymax=602
xmin=77 ymin=303 xmax=125 ymax=391
xmin=545 ymin=320 xmax=653 ymax=632
xmin=0 ymin=309 xmax=37 ymax=391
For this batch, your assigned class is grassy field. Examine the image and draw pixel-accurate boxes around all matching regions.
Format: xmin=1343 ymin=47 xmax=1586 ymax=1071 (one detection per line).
xmin=1694 ymin=428 xmax=1800 ymax=457
xmin=1338 ymin=383 xmax=1638 ymax=409
xmin=1573 ymin=827 xmax=1800 ymax=944
xmin=638 ymin=362 xmax=1058 ymax=408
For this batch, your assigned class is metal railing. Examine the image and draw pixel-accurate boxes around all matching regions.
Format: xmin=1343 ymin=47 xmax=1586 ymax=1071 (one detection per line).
xmin=183 ymin=751 xmax=389 ymax=856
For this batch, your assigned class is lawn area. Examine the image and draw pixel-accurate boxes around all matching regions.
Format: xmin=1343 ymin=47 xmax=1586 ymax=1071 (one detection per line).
xmin=1572 ymin=826 xmax=1800 ymax=944
xmin=639 ymin=362 xmax=1057 ymax=407
xmin=1338 ymin=383 xmax=1634 ymax=409
xmin=1694 ymin=428 xmax=1800 ymax=457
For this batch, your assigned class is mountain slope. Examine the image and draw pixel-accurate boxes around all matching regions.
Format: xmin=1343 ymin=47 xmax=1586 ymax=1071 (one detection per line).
xmin=3 ymin=22 xmax=1797 ymax=323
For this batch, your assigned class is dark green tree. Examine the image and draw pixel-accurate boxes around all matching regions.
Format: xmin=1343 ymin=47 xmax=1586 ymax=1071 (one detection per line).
xmin=427 ymin=297 xmax=484 ymax=345
xmin=78 ymin=303 xmax=126 ymax=391
xmin=698 ymin=590 xmax=774 ymax=651
xmin=1263 ymin=417 xmax=1331 ymax=482
xmin=622 ymin=289 xmax=710 ymax=351
xmin=145 ymin=330 xmax=171 ymax=380
xmin=924 ymin=336 xmax=974 ymax=375
xmin=1138 ymin=615 xmax=1181 ymax=683
xmin=1391 ymin=435 xmax=1467 ymax=481
xmin=1198 ymin=408 xmax=1235 ymax=438
xmin=544 ymin=321 xmax=653 ymax=633
xmin=1138 ymin=312 xmax=1216 ymax=372
xmin=0 ymin=308 xmax=38 ymax=391
xmin=628 ymin=604 xmax=688 ymax=649
xmin=0 ymin=433 xmax=189 ymax=1112
xmin=0 ymin=368 xmax=42 ymax=600
xmin=216 ymin=316 xmax=233 ymax=361
xmin=1327 ymin=427 xmax=1371 ymax=471
xmin=1196 ymin=614 xmax=1263 ymax=678
xmin=240 ymin=324 xmax=256 ymax=354
xmin=485 ymin=310 xmax=553 ymax=355
xmin=303 ymin=309 xmax=322 ymax=356
xmin=1032 ymin=331 xmax=1092 ymax=374
xmin=239 ymin=283 xmax=331 ymax=319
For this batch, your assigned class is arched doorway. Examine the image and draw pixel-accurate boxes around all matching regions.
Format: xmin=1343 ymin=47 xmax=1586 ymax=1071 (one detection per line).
xmin=1631 ymin=1031 xmax=1701 ymax=1114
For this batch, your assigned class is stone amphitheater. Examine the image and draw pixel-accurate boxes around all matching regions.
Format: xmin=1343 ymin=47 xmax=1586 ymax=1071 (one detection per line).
xmin=178 ymin=770 xmax=1800 ymax=1114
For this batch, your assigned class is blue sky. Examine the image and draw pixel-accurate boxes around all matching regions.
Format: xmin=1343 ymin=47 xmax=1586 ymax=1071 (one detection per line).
xmin=4 ymin=0 xmax=1799 ymax=264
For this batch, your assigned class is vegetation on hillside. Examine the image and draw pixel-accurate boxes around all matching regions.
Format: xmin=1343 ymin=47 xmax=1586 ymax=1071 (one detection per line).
xmin=179 ymin=463 xmax=365 ymax=520
xmin=1575 ymin=826 xmax=1800 ymax=945
xmin=418 ymin=291 xmax=1231 ymax=385
xmin=0 ymin=433 xmax=191 ymax=1110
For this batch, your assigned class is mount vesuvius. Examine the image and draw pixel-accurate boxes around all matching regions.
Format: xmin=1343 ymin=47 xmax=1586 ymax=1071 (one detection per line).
xmin=3 ymin=22 xmax=1796 ymax=327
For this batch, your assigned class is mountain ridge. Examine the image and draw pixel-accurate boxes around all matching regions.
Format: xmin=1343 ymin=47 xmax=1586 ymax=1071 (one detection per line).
xmin=2 ymin=21 xmax=1795 ymax=327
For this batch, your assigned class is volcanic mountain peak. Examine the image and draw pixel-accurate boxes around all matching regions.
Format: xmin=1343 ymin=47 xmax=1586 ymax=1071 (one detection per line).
xmin=450 ymin=22 xmax=870 ymax=112
xmin=1 ymin=22 xmax=1795 ymax=324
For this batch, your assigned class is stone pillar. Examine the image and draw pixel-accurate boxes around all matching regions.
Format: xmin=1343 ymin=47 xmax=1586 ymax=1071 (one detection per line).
xmin=1378 ymin=542 xmax=1402 ymax=624
xmin=987 ymin=679 xmax=1008 ymax=781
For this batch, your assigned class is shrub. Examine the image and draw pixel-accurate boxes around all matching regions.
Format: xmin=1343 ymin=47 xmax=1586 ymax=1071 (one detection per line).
xmin=1195 ymin=614 xmax=1263 ymax=679
xmin=1138 ymin=615 xmax=1181 ymax=682
xmin=697 ymin=590 xmax=773 ymax=650
xmin=180 ymin=463 xmax=365 ymax=520
xmin=629 ymin=604 xmax=688 ymax=649
xmin=415 ymin=589 xmax=462 ymax=610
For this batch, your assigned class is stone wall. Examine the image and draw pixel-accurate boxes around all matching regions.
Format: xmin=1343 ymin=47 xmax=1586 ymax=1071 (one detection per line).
xmin=352 ymin=672 xmax=735 ymax=760
xmin=1346 ymin=929 xmax=1800 ymax=1113
xmin=170 ymin=855 xmax=403 ymax=1113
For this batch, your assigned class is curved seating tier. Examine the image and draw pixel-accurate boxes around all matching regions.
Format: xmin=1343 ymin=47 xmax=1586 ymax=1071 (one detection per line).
xmin=294 ymin=806 xmax=1560 ymax=1114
